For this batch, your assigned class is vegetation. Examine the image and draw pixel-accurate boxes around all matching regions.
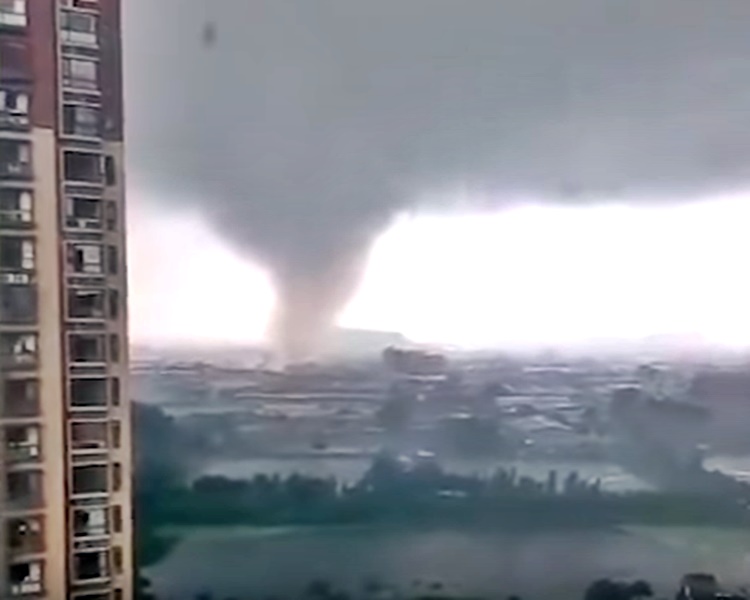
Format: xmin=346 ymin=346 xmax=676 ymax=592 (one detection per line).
xmin=137 ymin=575 xmax=664 ymax=600
xmin=140 ymin=451 xmax=748 ymax=532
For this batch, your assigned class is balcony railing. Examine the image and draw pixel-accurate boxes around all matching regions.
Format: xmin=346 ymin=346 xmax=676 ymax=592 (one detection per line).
xmin=0 ymin=162 xmax=31 ymax=179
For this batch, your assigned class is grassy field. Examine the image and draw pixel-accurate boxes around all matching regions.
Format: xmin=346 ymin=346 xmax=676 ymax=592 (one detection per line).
xmin=147 ymin=524 xmax=750 ymax=599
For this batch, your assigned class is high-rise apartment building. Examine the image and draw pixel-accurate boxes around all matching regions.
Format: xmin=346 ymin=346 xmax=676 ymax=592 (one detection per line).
xmin=0 ymin=0 xmax=132 ymax=598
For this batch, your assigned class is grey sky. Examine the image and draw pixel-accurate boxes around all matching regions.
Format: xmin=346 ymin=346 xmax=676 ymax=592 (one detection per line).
xmin=124 ymin=0 xmax=750 ymax=357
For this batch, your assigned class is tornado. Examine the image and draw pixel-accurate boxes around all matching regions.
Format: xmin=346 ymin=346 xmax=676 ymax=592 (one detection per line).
xmin=124 ymin=0 xmax=750 ymax=360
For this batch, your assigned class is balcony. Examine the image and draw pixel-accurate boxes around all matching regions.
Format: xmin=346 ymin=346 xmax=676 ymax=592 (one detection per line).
xmin=0 ymin=283 xmax=36 ymax=324
xmin=0 ymin=0 xmax=26 ymax=28
xmin=5 ymin=424 xmax=40 ymax=463
xmin=69 ymin=333 xmax=106 ymax=364
xmin=63 ymin=151 xmax=102 ymax=184
xmin=0 ymin=189 xmax=33 ymax=227
xmin=62 ymin=57 xmax=98 ymax=92
xmin=70 ymin=377 xmax=107 ymax=410
xmin=68 ymin=288 xmax=105 ymax=320
xmin=8 ymin=560 xmax=43 ymax=597
xmin=0 ymin=88 xmax=30 ymax=130
xmin=0 ymin=235 xmax=34 ymax=271
xmin=60 ymin=11 xmax=97 ymax=47
xmin=72 ymin=464 xmax=108 ymax=496
xmin=2 ymin=378 xmax=39 ymax=418
xmin=65 ymin=196 xmax=102 ymax=230
xmin=72 ymin=506 xmax=108 ymax=538
xmin=7 ymin=515 xmax=44 ymax=555
xmin=68 ymin=242 xmax=103 ymax=275
xmin=71 ymin=421 xmax=107 ymax=451
xmin=0 ymin=332 xmax=37 ymax=370
xmin=63 ymin=104 xmax=100 ymax=139
xmin=0 ymin=140 xmax=31 ymax=179
xmin=73 ymin=550 xmax=109 ymax=583
xmin=6 ymin=470 xmax=43 ymax=510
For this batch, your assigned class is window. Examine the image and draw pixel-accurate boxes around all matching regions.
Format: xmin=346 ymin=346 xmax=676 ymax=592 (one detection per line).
xmin=0 ymin=332 xmax=36 ymax=369
xmin=68 ymin=243 xmax=103 ymax=274
xmin=0 ymin=88 xmax=29 ymax=128
xmin=0 ymin=140 xmax=31 ymax=178
xmin=108 ymin=289 xmax=119 ymax=319
xmin=7 ymin=516 xmax=44 ymax=554
xmin=112 ymin=463 xmax=122 ymax=491
xmin=73 ymin=506 xmax=107 ymax=538
xmin=68 ymin=288 xmax=105 ymax=319
xmin=60 ymin=11 xmax=97 ymax=46
xmin=104 ymin=155 xmax=116 ymax=185
xmin=107 ymin=245 xmax=118 ymax=275
xmin=0 ymin=88 xmax=27 ymax=112
xmin=62 ymin=57 xmax=98 ymax=90
xmin=110 ymin=377 xmax=120 ymax=406
xmin=111 ymin=505 xmax=122 ymax=533
xmin=70 ymin=378 xmax=107 ymax=409
xmin=110 ymin=421 xmax=121 ymax=448
xmin=109 ymin=334 xmax=119 ymax=362
xmin=8 ymin=560 xmax=43 ymax=596
xmin=63 ymin=104 xmax=100 ymax=138
xmin=0 ymin=189 xmax=32 ymax=225
xmin=0 ymin=39 xmax=30 ymax=79
xmin=63 ymin=151 xmax=103 ymax=183
xmin=69 ymin=334 xmax=106 ymax=363
xmin=105 ymin=200 xmax=117 ymax=230
xmin=112 ymin=546 xmax=123 ymax=574
xmin=71 ymin=421 xmax=107 ymax=450
xmin=4 ymin=424 xmax=40 ymax=463
xmin=72 ymin=465 xmax=107 ymax=495
xmin=3 ymin=379 xmax=38 ymax=418
xmin=73 ymin=550 xmax=109 ymax=581
xmin=0 ymin=0 xmax=25 ymax=27
xmin=1 ymin=284 xmax=36 ymax=324
xmin=6 ymin=470 xmax=42 ymax=509
xmin=0 ymin=236 xmax=33 ymax=269
xmin=66 ymin=196 xmax=102 ymax=229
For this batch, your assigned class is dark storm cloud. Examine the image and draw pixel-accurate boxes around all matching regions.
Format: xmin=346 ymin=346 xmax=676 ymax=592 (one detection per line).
xmin=124 ymin=0 xmax=750 ymax=359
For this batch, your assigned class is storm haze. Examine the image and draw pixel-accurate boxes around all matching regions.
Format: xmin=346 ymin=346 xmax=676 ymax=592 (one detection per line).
xmin=124 ymin=0 xmax=750 ymax=359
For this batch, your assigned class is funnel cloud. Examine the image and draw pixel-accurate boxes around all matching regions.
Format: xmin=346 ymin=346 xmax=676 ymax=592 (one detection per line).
xmin=125 ymin=0 xmax=750 ymax=360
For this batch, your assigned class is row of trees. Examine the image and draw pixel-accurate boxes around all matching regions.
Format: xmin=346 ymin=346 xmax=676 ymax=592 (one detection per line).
xmin=140 ymin=575 xmax=661 ymax=600
xmin=140 ymin=451 xmax=748 ymax=531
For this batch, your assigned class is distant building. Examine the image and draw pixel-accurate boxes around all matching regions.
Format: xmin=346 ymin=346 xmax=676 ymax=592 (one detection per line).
xmin=382 ymin=347 xmax=448 ymax=377
xmin=689 ymin=370 xmax=750 ymax=450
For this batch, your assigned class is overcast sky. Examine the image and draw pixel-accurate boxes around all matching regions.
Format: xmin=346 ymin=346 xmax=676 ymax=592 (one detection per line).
xmin=123 ymin=0 xmax=750 ymax=349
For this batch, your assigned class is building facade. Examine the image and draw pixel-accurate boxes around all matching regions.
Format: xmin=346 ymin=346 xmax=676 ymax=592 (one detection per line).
xmin=0 ymin=0 xmax=132 ymax=598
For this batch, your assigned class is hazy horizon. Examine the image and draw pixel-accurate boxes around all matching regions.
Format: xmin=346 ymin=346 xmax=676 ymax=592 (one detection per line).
xmin=127 ymin=194 xmax=750 ymax=352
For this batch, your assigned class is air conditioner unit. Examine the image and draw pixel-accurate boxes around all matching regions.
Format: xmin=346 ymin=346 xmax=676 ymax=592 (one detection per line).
xmin=1 ymin=212 xmax=23 ymax=223
xmin=80 ymin=218 xmax=100 ymax=229
xmin=62 ymin=0 xmax=99 ymax=9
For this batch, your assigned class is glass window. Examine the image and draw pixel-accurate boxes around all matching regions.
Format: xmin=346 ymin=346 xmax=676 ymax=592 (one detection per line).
xmin=0 ymin=189 xmax=32 ymax=225
xmin=0 ymin=39 xmax=30 ymax=79
xmin=63 ymin=105 xmax=100 ymax=138
xmin=0 ymin=0 xmax=26 ymax=27
xmin=109 ymin=334 xmax=119 ymax=363
xmin=68 ymin=243 xmax=103 ymax=274
xmin=62 ymin=58 xmax=98 ymax=90
xmin=107 ymin=245 xmax=118 ymax=275
xmin=60 ymin=11 xmax=97 ymax=46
